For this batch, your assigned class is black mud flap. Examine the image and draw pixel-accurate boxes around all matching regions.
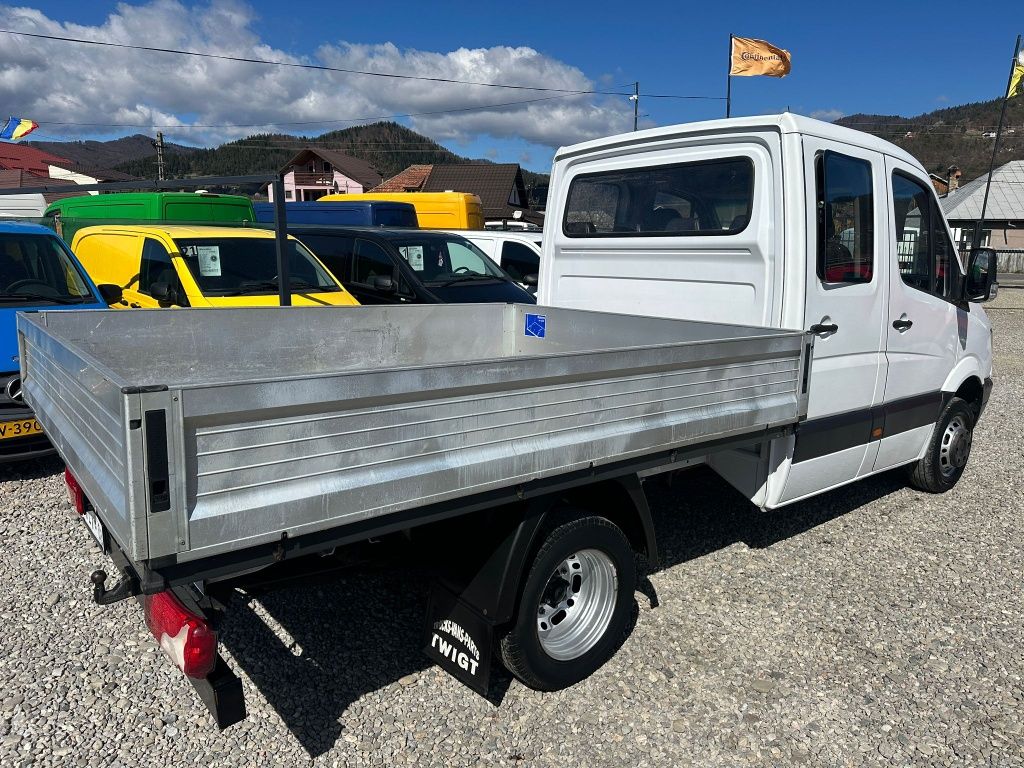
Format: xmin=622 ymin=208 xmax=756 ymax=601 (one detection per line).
xmin=190 ymin=656 xmax=246 ymax=729
xmin=423 ymin=581 xmax=493 ymax=695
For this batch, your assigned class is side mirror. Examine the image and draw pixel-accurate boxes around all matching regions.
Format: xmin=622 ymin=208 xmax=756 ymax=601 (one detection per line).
xmin=964 ymin=247 xmax=998 ymax=303
xmin=370 ymin=275 xmax=397 ymax=293
xmin=523 ymin=273 xmax=539 ymax=286
xmin=150 ymin=281 xmax=177 ymax=305
xmin=96 ymin=283 xmax=123 ymax=305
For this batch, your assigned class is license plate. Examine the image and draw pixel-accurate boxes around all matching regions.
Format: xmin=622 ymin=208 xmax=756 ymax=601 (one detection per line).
xmin=0 ymin=418 xmax=43 ymax=441
xmin=84 ymin=508 xmax=106 ymax=552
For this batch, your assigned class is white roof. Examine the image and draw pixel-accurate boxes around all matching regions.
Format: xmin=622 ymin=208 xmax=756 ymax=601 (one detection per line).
xmin=940 ymin=160 xmax=1024 ymax=222
xmin=554 ymin=113 xmax=926 ymax=174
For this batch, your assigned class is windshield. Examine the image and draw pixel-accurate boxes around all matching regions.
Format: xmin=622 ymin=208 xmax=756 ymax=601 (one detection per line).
xmin=0 ymin=232 xmax=93 ymax=305
xmin=175 ymin=237 xmax=341 ymax=295
xmin=393 ymin=237 xmax=508 ymax=284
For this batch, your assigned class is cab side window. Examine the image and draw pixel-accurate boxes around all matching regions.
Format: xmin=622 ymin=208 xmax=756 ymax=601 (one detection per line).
xmin=296 ymin=235 xmax=354 ymax=282
xmin=816 ymin=151 xmax=874 ymax=283
xmin=563 ymin=157 xmax=754 ymax=236
xmin=139 ymin=238 xmax=187 ymax=305
xmin=353 ymin=239 xmax=395 ymax=285
xmin=500 ymin=241 xmax=540 ymax=281
xmin=892 ymin=173 xmax=963 ymax=301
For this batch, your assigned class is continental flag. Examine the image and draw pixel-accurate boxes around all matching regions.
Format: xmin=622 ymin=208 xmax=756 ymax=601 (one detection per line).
xmin=730 ymin=36 xmax=792 ymax=78
xmin=1010 ymin=51 xmax=1024 ymax=98
xmin=0 ymin=117 xmax=38 ymax=141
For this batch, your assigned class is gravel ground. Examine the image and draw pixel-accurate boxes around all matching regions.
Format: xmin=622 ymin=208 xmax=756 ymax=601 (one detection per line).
xmin=1 ymin=294 xmax=1023 ymax=768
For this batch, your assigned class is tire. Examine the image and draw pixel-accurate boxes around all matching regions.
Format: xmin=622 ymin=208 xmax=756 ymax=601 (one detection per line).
xmin=498 ymin=511 xmax=636 ymax=691
xmin=907 ymin=396 xmax=975 ymax=493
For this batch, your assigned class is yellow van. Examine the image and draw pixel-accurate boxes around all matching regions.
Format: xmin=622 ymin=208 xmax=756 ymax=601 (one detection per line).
xmin=72 ymin=225 xmax=360 ymax=308
xmin=317 ymin=192 xmax=483 ymax=230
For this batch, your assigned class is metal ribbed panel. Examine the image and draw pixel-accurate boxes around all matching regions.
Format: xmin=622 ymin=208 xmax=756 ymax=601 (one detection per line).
xmin=183 ymin=354 xmax=802 ymax=558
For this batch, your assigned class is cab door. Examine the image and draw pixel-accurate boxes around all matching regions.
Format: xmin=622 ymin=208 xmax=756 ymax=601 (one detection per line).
xmin=872 ymin=160 xmax=962 ymax=470
xmin=777 ymin=140 xmax=889 ymax=504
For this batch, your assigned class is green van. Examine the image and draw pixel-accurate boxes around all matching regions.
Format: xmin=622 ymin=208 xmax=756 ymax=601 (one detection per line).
xmin=44 ymin=192 xmax=256 ymax=242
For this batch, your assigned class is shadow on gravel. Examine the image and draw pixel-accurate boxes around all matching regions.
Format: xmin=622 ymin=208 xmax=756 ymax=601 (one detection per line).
xmin=221 ymin=563 xmax=513 ymax=757
xmin=644 ymin=465 xmax=908 ymax=572
xmin=0 ymin=454 xmax=63 ymax=482
xmin=217 ymin=466 xmax=907 ymax=756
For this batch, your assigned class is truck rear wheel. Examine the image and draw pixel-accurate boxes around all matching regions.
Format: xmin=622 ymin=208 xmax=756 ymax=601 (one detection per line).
xmin=499 ymin=512 xmax=636 ymax=691
xmin=907 ymin=396 xmax=975 ymax=493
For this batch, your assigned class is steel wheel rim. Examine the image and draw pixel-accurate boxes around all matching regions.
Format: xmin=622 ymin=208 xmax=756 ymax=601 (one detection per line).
xmin=939 ymin=415 xmax=972 ymax=478
xmin=536 ymin=548 xmax=618 ymax=661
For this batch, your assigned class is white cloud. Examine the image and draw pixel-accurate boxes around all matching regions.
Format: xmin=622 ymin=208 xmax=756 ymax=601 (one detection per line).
xmin=0 ymin=0 xmax=632 ymax=149
xmin=810 ymin=108 xmax=845 ymax=122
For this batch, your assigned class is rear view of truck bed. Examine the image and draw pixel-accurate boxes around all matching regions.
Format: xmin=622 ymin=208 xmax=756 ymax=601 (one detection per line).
xmin=18 ymin=304 xmax=810 ymax=580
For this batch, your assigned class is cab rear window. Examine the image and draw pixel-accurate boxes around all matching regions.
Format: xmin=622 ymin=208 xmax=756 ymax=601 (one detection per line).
xmin=563 ymin=158 xmax=754 ymax=237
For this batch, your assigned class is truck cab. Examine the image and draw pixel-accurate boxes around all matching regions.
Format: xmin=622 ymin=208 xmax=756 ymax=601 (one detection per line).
xmin=541 ymin=113 xmax=995 ymax=505
xmin=0 ymin=222 xmax=108 ymax=461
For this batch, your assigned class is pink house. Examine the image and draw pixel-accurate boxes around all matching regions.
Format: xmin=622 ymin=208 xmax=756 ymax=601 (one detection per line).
xmin=270 ymin=148 xmax=384 ymax=202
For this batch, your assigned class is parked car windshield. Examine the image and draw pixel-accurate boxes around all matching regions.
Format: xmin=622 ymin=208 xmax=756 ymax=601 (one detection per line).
xmin=392 ymin=236 xmax=508 ymax=283
xmin=0 ymin=232 xmax=94 ymax=305
xmin=175 ymin=237 xmax=341 ymax=295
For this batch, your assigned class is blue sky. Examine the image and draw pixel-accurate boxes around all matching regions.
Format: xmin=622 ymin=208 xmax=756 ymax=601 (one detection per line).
xmin=3 ymin=0 xmax=1022 ymax=171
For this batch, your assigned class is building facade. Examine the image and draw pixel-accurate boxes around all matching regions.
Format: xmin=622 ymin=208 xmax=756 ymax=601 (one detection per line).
xmin=269 ymin=149 xmax=383 ymax=202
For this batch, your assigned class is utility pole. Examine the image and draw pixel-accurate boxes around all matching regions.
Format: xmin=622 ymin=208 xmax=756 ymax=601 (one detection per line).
xmin=973 ymin=34 xmax=1023 ymax=250
xmin=631 ymin=82 xmax=639 ymax=131
xmin=154 ymin=131 xmax=166 ymax=181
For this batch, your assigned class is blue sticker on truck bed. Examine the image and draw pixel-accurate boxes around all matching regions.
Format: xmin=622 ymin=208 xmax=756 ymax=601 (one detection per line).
xmin=524 ymin=313 xmax=546 ymax=338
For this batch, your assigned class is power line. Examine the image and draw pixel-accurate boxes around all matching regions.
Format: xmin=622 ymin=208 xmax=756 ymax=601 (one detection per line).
xmin=0 ymin=28 xmax=633 ymax=96
xmin=0 ymin=28 xmax=726 ymax=103
xmin=34 ymin=93 xmax=581 ymax=130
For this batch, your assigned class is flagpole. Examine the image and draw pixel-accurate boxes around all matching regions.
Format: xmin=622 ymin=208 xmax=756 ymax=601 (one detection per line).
xmin=726 ymin=34 xmax=733 ymax=118
xmin=972 ymin=34 xmax=1022 ymax=250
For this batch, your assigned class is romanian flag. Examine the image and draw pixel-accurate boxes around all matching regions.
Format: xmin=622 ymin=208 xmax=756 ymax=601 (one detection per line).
xmin=0 ymin=117 xmax=38 ymax=141
xmin=1009 ymin=51 xmax=1024 ymax=99
xmin=730 ymin=36 xmax=792 ymax=78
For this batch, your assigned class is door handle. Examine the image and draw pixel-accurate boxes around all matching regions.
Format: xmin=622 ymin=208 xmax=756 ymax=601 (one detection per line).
xmin=892 ymin=318 xmax=913 ymax=331
xmin=808 ymin=323 xmax=838 ymax=334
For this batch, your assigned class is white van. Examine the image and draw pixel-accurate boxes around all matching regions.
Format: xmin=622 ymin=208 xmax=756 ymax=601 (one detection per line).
xmin=0 ymin=193 xmax=46 ymax=219
xmin=443 ymin=229 xmax=542 ymax=287
xmin=541 ymin=113 xmax=995 ymax=504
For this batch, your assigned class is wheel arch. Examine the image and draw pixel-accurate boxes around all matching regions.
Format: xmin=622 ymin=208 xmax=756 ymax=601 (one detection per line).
xmin=943 ymin=361 xmax=985 ymax=419
xmin=479 ymin=476 xmax=657 ymax=627
xmin=556 ymin=476 xmax=658 ymax=567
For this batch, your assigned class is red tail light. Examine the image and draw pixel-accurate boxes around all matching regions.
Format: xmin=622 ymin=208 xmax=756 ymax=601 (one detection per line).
xmin=64 ymin=468 xmax=86 ymax=515
xmin=144 ymin=591 xmax=217 ymax=679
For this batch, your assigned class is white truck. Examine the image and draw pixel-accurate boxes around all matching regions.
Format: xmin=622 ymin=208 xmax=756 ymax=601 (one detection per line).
xmin=18 ymin=114 xmax=995 ymax=729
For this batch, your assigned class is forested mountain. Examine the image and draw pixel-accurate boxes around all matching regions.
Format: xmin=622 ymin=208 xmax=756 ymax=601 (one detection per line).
xmin=837 ymin=97 xmax=1024 ymax=181
xmin=113 ymin=122 xmax=465 ymax=180
xmin=28 ymin=134 xmax=195 ymax=170
xmin=112 ymin=121 xmax=549 ymax=201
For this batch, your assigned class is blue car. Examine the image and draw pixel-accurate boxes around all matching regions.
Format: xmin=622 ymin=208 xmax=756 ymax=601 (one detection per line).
xmin=0 ymin=222 xmax=110 ymax=462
